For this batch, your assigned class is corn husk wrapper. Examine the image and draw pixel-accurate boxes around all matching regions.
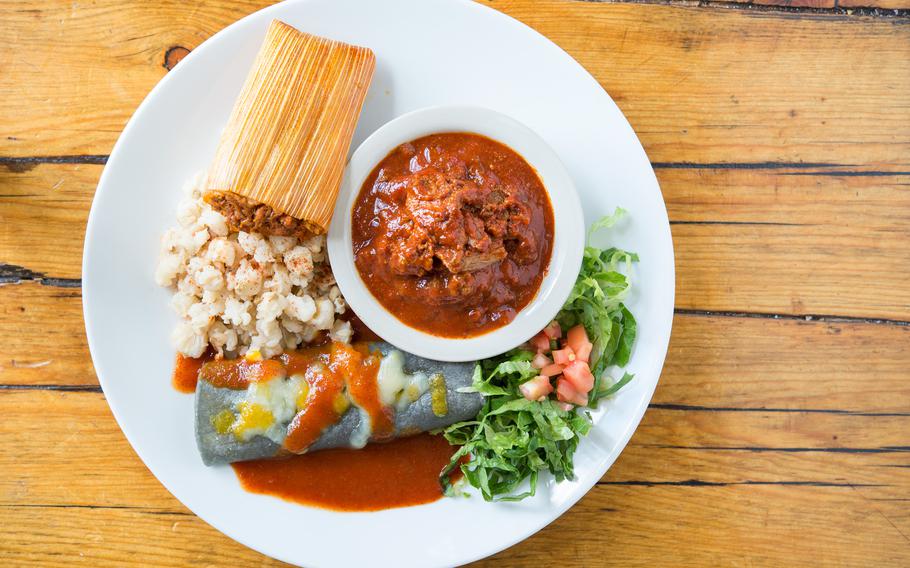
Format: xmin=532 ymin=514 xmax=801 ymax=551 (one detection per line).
xmin=205 ymin=20 xmax=376 ymax=234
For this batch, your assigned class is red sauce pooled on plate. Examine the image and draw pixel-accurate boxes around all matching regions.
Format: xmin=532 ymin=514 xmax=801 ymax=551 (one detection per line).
xmin=172 ymin=317 xmax=462 ymax=511
xmin=171 ymin=351 xmax=214 ymax=393
xmin=232 ymin=434 xmax=456 ymax=511
xmin=169 ymin=314 xmax=379 ymax=394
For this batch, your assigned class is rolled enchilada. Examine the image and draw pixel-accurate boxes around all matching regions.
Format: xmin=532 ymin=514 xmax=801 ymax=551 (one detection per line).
xmin=195 ymin=341 xmax=481 ymax=465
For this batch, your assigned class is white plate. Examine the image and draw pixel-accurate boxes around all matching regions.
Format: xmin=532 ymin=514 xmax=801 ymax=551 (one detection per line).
xmin=82 ymin=0 xmax=675 ymax=566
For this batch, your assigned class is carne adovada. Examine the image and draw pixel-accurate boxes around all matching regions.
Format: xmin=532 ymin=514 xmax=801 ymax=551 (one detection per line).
xmin=352 ymin=132 xmax=555 ymax=337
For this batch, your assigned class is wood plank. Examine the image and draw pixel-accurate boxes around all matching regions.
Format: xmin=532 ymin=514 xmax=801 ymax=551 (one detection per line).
xmin=557 ymin=2 xmax=910 ymax=169
xmin=840 ymin=0 xmax=910 ymax=9
xmin=0 ymin=391 xmax=181 ymax=509
xmin=0 ymin=418 xmax=908 ymax=566
xmin=661 ymin=166 xmax=910 ymax=227
xmin=3 ymin=164 xmax=909 ymax=318
xmin=3 ymin=282 xmax=909 ymax=417
xmin=0 ymin=0 xmax=273 ymax=158
xmin=3 ymin=384 xmax=908 ymax=509
xmin=0 ymin=285 xmax=92 ymax=386
xmin=612 ymin=440 xmax=910 ymax=486
xmin=475 ymin=485 xmax=910 ymax=567
xmin=753 ymin=0 xmax=835 ymax=7
xmin=493 ymin=1 xmax=909 ymax=166
xmin=0 ymin=506 xmax=288 ymax=567
xmin=634 ymin=407 xmax=910 ymax=451
xmin=3 ymin=485 xmax=907 ymax=567
xmin=665 ymin=169 xmax=910 ymax=320
xmin=0 ymin=163 xmax=97 ymax=279
xmin=673 ymin=222 xmax=910 ymax=320
xmin=1 ymin=389 xmax=907 ymax=566
xmin=2 ymin=1 xmax=909 ymax=167
xmin=658 ymin=314 xmax=910 ymax=412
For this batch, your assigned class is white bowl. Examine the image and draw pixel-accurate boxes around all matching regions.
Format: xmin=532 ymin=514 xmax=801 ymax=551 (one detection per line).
xmin=328 ymin=106 xmax=585 ymax=362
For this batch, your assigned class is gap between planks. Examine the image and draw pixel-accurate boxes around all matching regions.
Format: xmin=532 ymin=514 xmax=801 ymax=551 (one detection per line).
xmin=0 ymin=263 xmax=81 ymax=288
xmin=578 ymin=0 xmax=910 ymax=18
xmin=1 ymin=385 xmax=906 ymax=421
xmin=674 ymin=308 xmax=910 ymax=327
xmin=2 ymin=263 xmax=905 ymax=328
xmin=5 ymin=155 xmax=910 ymax=172
xmin=644 ymin=445 xmax=910 ymax=453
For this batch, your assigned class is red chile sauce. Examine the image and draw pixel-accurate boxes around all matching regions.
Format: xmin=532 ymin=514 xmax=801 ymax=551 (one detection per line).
xmin=280 ymin=342 xmax=382 ymax=453
xmin=351 ymin=132 xmax=554 ymax=338
xmin=170 ymin=314 xmax=376 ymax=394
xmin=170 ymin=319 xmax=458 ymax=511
xmin=171 ymin=350 xmax=214 ymax=393
xmin=232 ymin=434 xmax=457 ymax=512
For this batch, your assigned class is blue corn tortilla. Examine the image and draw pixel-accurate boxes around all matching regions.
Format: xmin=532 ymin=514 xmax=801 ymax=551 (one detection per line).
xmin=195 ymin=342 xmax=482 ymax=466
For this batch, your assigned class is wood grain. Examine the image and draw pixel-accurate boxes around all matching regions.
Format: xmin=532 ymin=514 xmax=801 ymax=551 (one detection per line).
xmin=479 ymin=484 xmax=910 ymax=567
xmin=1 ymin=389 xmax=907 ymax=566
xmin=839 ymin=0 xmax=910 ymax=9
xmin=3 ymin=163 xmax=908 ymax=319
xmin=0 ymin=0 xmax=272 ymax=158
xmin=2 ymin=283 xmax=908 ymax=414
xmin=0 ymin=163 xmax=95 ymax=280
xmin=4 ymin=388 xmax=908 ymax=509
xmin=4 ymin=483 xmax=908 ymax=568
xmin=0 ymin=285 xmax=91 ymax=386
xmin=2 ymin=279 xmax=908 ymax=416
xmin=2 ymin=1 xmax=908 ymax=166
xmin=2 ymin=506 xmax=283 ymax=567
xmin=495 ymin=1 xmax=910 ymax=167
xmin=4 ymin=388 xmax=907 ymax=507
xmin=2 ymin=0 xmax=909 ymax=565
xmin=658 ymin=314 xmax=910 ymax=412
xmin=752 ymin=0 xmax=834 ymax=7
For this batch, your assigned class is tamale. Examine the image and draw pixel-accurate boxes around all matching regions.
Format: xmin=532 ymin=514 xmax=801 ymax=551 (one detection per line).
xmin=204 ymin=20 xmax=376 ymax=237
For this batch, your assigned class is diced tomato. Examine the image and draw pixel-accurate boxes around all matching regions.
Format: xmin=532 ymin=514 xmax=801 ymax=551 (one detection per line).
xmin=543 ymin=321 xmax=562 ymax=340
xmin=530 ymin=332 xmax=551 ymax=353
xmin=556 ymin=377 xmax=588 ymax=406
xmin=519 ymin=375 xmax=554 ymax=402
xmin=563 ymin=360 xmax=595 ymax=393
xmin=574 ymin=343 xmax=593 ymax=364
xmin=532 ymin=352 xmax=552 ymax=370
xmin=552 ymin=346 xmax=576 ymax=366
xmin=540 ymin=363 xmax=565 ymax=377
xmin=566 ymin=325 xmax=593 ymax=363
xmin=555 ymin=401 xmax=575 ymax=412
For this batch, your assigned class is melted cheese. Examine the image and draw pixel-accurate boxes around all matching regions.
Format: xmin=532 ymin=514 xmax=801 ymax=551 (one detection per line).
xmin=376 ymin=349 xmax=431 ymax=411
xmin=226 ymin=373 xmax=307 ymax=443
xmin=232 ymin=401 xmax=275 ymax=439
xmin=221 ymin=349 xmax=431 ymax=447
xmin=349 ymin=407 xmax=372 ymax=449
xmin=376 ymin=350 xmax=408 ymax=405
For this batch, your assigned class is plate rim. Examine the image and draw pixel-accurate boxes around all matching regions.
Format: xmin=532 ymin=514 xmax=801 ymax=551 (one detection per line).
xmin=82 ymin=0 xmax=676 ymax=566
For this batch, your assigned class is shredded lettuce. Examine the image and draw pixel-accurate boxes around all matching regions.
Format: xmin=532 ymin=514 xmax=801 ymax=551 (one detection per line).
xmin=440 ymin=208 xmax=638 ymax=501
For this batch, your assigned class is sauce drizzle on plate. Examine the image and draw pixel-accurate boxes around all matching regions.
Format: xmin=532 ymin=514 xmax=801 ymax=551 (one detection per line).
xmin=232 ymin=433 xmax=457 ymax=511
xmin=172 ymin=351 xmax=213 ymax=393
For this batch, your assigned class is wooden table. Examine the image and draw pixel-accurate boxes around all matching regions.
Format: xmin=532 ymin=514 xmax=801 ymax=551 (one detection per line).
xmin=2 ymin=1 xmax=908 ymax=565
